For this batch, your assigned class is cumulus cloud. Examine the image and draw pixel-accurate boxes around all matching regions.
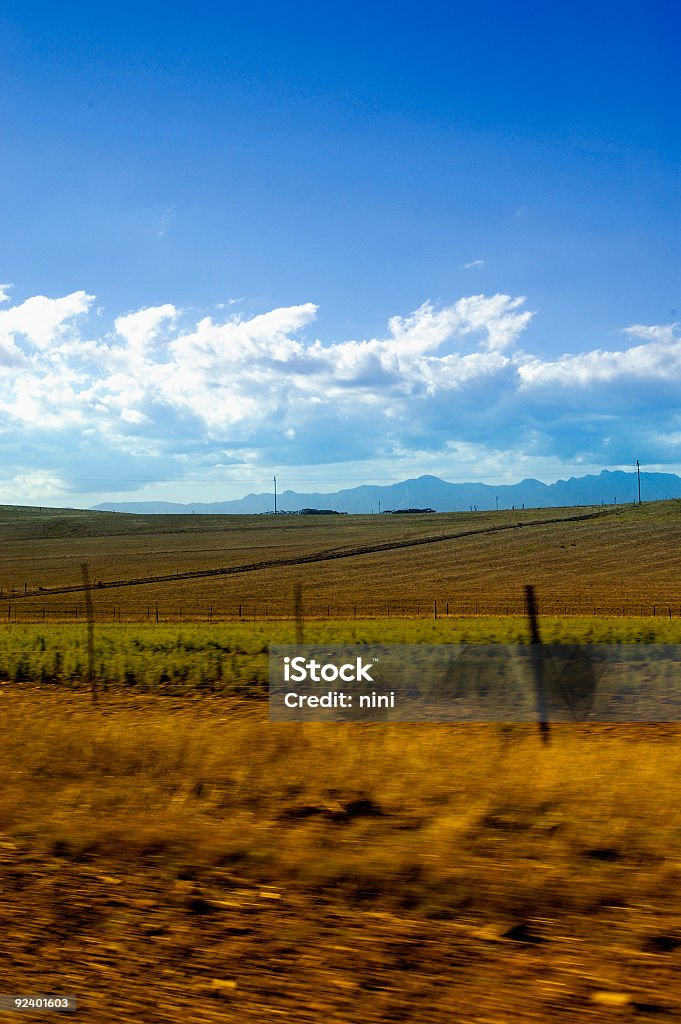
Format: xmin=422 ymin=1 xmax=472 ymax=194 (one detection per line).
xmin=519 ymin=324 xmax=681 ymax=387
xmin=0 ymin=286 xmax=678 ymax=501
xmin=0 ymin=284 xmax=13 ymax=304
xmin=0 ymin=290 xmax=93 ymax=350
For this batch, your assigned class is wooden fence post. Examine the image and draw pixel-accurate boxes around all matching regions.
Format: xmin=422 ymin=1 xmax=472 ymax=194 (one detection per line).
xmin=81 ymin=563 xmax=96 ymax=704
xmin=294 ymin=584 xmax=304 ymax=645
xmin=525 ymin=584 xmax=550 ymax=745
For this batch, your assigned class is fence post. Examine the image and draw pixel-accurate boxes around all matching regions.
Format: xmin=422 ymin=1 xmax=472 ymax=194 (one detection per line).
xmin=525 ymin=584 xmax=550 ymax=745
xmin=81 ymin=563 xmax=97 ymax=704
xmin=434 ymin=600 xmax=437 ymax=620
xmin=294 ymin=583 xmax=304 ymax=646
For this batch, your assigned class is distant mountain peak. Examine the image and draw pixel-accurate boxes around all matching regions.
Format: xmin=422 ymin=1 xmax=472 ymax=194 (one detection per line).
xmin=91 ymin=468 xmax=681 ymax=515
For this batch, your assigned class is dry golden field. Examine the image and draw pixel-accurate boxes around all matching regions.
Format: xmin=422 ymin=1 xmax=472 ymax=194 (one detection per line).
xmin=1 ymin=499 xmax=680 ymax=619
xmin=1 ymin=501 xmax=681 ymax=1022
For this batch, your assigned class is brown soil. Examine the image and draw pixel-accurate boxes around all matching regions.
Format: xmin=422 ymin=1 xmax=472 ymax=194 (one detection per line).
xmin=1 ymin=501 xmax=680 ymax=619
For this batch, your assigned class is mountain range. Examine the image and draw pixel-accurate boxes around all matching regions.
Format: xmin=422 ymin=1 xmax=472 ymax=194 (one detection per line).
xmin=91 ymin=469 xmax=681 ymax=515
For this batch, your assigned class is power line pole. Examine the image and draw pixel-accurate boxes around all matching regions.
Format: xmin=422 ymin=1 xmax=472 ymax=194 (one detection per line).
xmin=636 ymin=460 xmax=641 ymax=505
xmin=274 ymin=475 xmax=277 ymax=514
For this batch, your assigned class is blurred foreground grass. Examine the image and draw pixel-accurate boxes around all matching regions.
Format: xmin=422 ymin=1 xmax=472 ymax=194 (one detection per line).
xmin=1 ymin=686 xmax=681 ymax=941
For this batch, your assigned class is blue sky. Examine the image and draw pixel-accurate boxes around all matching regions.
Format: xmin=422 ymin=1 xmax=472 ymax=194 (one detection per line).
xmin=1 ymin=0 xmax=679 ymax=505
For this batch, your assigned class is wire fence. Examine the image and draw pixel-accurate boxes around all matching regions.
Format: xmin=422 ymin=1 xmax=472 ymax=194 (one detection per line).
xmin=1 ymin=599 xmax=679 ymax=624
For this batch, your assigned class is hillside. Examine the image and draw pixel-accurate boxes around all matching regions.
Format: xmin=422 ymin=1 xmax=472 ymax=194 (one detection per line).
xmin=0 ymin=499 xmax=679 ymax=619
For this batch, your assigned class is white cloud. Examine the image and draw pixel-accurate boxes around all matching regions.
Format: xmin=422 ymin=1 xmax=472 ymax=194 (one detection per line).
xmin=462 ymin=259 xmax=485 ymax=270
xmin=622 ymin=323 xmax=678 ymax=343
xmin=0 ymin=290 xmax=93 ymax=349
xmin=383 ymin=293 xmax=531 ymax=358
xmin=115 ymin=304 xmax=177 ymax=354
xmin=0 ymin=284 xmax=13 ymax=304
xmin=456 ymin=293 xmax=532 ymax=351
xmin=0 ymin=286 xmax=679 ymax=501
xmin=5 ymin=471 xmax=66 ymax=500
xmin=519 ymin=324 xmax=681 ymax=387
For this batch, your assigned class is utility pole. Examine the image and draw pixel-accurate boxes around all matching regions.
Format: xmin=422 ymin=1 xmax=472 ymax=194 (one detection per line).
xmin=274 ymin=475 xmax=277 ymax=514
xmin=636 ymin=460 xmax=641 ymax=505
xmin=496 ymin=495 xmax=499 ymax=512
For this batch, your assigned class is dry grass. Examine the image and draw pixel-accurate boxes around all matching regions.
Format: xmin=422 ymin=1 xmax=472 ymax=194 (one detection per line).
xmin=1 ymin=687 xmax=681 ymax=1021
xmin=4 ymin=690 xmax=679 ymax=916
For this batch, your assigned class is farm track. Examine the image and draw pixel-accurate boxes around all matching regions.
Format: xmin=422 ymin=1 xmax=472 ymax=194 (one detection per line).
xmin=3 ymin=507 xmax=612 ymax=601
